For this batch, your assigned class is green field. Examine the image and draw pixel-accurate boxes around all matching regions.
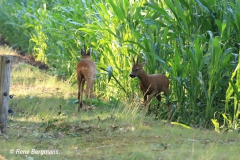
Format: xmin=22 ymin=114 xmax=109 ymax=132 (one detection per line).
xmin=0 ymin=0 xmax=240 ymax=159
xmin=0 ymin=50 xmax=239 ymax=160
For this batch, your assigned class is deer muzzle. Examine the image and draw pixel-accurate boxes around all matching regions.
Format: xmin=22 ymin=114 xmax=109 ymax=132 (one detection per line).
xmin=129 ymin=73 xmax=136 ymax=78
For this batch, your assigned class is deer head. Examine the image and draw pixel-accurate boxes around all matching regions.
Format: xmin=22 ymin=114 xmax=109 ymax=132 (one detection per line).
xmin=129 ymin=56 xmax=146 ymax=78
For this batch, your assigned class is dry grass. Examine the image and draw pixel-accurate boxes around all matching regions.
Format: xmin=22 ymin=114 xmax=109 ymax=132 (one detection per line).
xmin=0 ymin=47 xmax=239 ymax=159
xmin=0 ymin=45 xmax=17 ymax=55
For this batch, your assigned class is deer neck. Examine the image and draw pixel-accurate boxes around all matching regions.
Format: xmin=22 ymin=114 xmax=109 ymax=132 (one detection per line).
xmin=138 ymin=70 xmax=149 ymax=85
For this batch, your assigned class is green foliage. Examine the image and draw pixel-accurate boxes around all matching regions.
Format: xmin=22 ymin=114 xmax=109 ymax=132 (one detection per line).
xmin=224 ymin=50 xmax=240 ymax=130
xmin=2 ymin=62 xmax=239 ymax=160
xmin=0 ymin=0 xmax=239 ymax=128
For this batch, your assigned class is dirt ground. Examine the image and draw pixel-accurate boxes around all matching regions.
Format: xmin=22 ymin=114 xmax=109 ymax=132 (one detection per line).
xmin=11 ymin=54 xmax=48 ymax=69
xmin=0 ymin=37 xmax=48 ymax=69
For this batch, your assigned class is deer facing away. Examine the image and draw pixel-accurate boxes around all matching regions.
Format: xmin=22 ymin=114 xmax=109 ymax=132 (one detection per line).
xmin=129 ymin=57 xmax=170 ymax=117
xmin=76 ymin=47 xmax=96 ymax=111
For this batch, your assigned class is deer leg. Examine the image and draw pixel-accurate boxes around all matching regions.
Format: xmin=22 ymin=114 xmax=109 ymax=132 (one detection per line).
xmin=143 ymin=93 xmax=149 ymax=112
xmin=84 ymin=80 xmax=89 ymax=110
xmin=79 ymin=79 xmax=85 ymax=111
xmin=77 ymin=82 xmax=80 ymax=101
xmin=164 ymin=90 xmax=171 ymax=121
xmin=77 ymin=75 xmax=83 ymax=112
xmin=77 ymin=73 xmax=82 ymax=112
xmin=149 ymin=92 xmax=159 ymax=115
xmin=85 ymin=79 xmax=91 ymax=110
xmin=155 ymin=94 xmax=161 ymax=117
xmin=77 ymin=85 xmax=81 ymax=112
xmin=89 ymin=80 xmax=94 ymax=109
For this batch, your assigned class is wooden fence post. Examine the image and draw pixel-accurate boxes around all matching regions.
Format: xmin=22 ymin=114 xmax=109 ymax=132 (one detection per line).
xmin=0 ymin=55 xmax=12 ymax=134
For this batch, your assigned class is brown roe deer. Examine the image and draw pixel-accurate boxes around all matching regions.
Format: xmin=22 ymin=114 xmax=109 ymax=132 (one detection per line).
xmin=129 ymin=57 xmax=170 ymax=118
xmin=76 ymin=47 xmax=96 ymax=112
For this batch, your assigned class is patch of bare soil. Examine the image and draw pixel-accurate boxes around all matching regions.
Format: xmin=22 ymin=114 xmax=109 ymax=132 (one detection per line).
xmin=0 ymin=37 xmax=48 ymax=69
xmin=11 ymin=54 xmax=48 ymax=70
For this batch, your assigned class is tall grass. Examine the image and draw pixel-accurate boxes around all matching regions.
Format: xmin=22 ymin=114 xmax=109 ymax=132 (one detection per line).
xmin=222 ymin=50 xmax=240 ymax=130
xmin=0 ymin=0 xmax=239 ymax=128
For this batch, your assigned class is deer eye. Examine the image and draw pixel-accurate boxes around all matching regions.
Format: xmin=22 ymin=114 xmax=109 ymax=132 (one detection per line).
xmin=135 ymin=68 xmax=139 ymax=71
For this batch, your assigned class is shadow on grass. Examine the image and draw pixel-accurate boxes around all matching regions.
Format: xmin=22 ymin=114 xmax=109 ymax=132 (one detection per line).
xmin=7 ymin=95 xmax=120 ymax=132
xmin=1 ymin=95 xmax=240 ymax=160
xmin=1 ymin=96 xmax=132 ymax=159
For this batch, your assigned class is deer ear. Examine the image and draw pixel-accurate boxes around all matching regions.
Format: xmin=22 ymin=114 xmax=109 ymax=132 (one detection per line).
xmin=132 ymin=56 xmax=136 ymax=64
xmin=136 ymin=56 xmax=140 ymax=64
xmin=81 ymin=49 xmax=85 ymax=56
xmin=132 ymin=55 xmax=138 ymax=64
xmin=87 ymin=47 xmax=92 ymax=56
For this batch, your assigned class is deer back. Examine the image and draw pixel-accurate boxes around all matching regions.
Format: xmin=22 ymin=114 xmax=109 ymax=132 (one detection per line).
xmin=77 ymin=48 xmax=96 ymax=79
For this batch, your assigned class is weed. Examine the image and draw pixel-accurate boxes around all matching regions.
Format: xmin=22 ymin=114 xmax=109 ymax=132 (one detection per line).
xmin=0 ymin=64 xmax=239 ymax=159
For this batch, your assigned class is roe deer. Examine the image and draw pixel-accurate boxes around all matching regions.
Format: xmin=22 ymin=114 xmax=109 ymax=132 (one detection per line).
xmin=129 ymin=57 xmax=170 ymax=118
xmin=77 ymin=47 xmax=96 ymax=112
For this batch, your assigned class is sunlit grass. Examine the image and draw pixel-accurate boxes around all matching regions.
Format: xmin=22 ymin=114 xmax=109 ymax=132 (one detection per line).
xmin=1 ymin=63 xmax=239 ymax=160
xmin=0 ymin=45 xmax=17 ymax=55
xmin=11 ymin=63 xmax=76 ymax=98
xmin=1 ymin=0 xmax=239 ymax=128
